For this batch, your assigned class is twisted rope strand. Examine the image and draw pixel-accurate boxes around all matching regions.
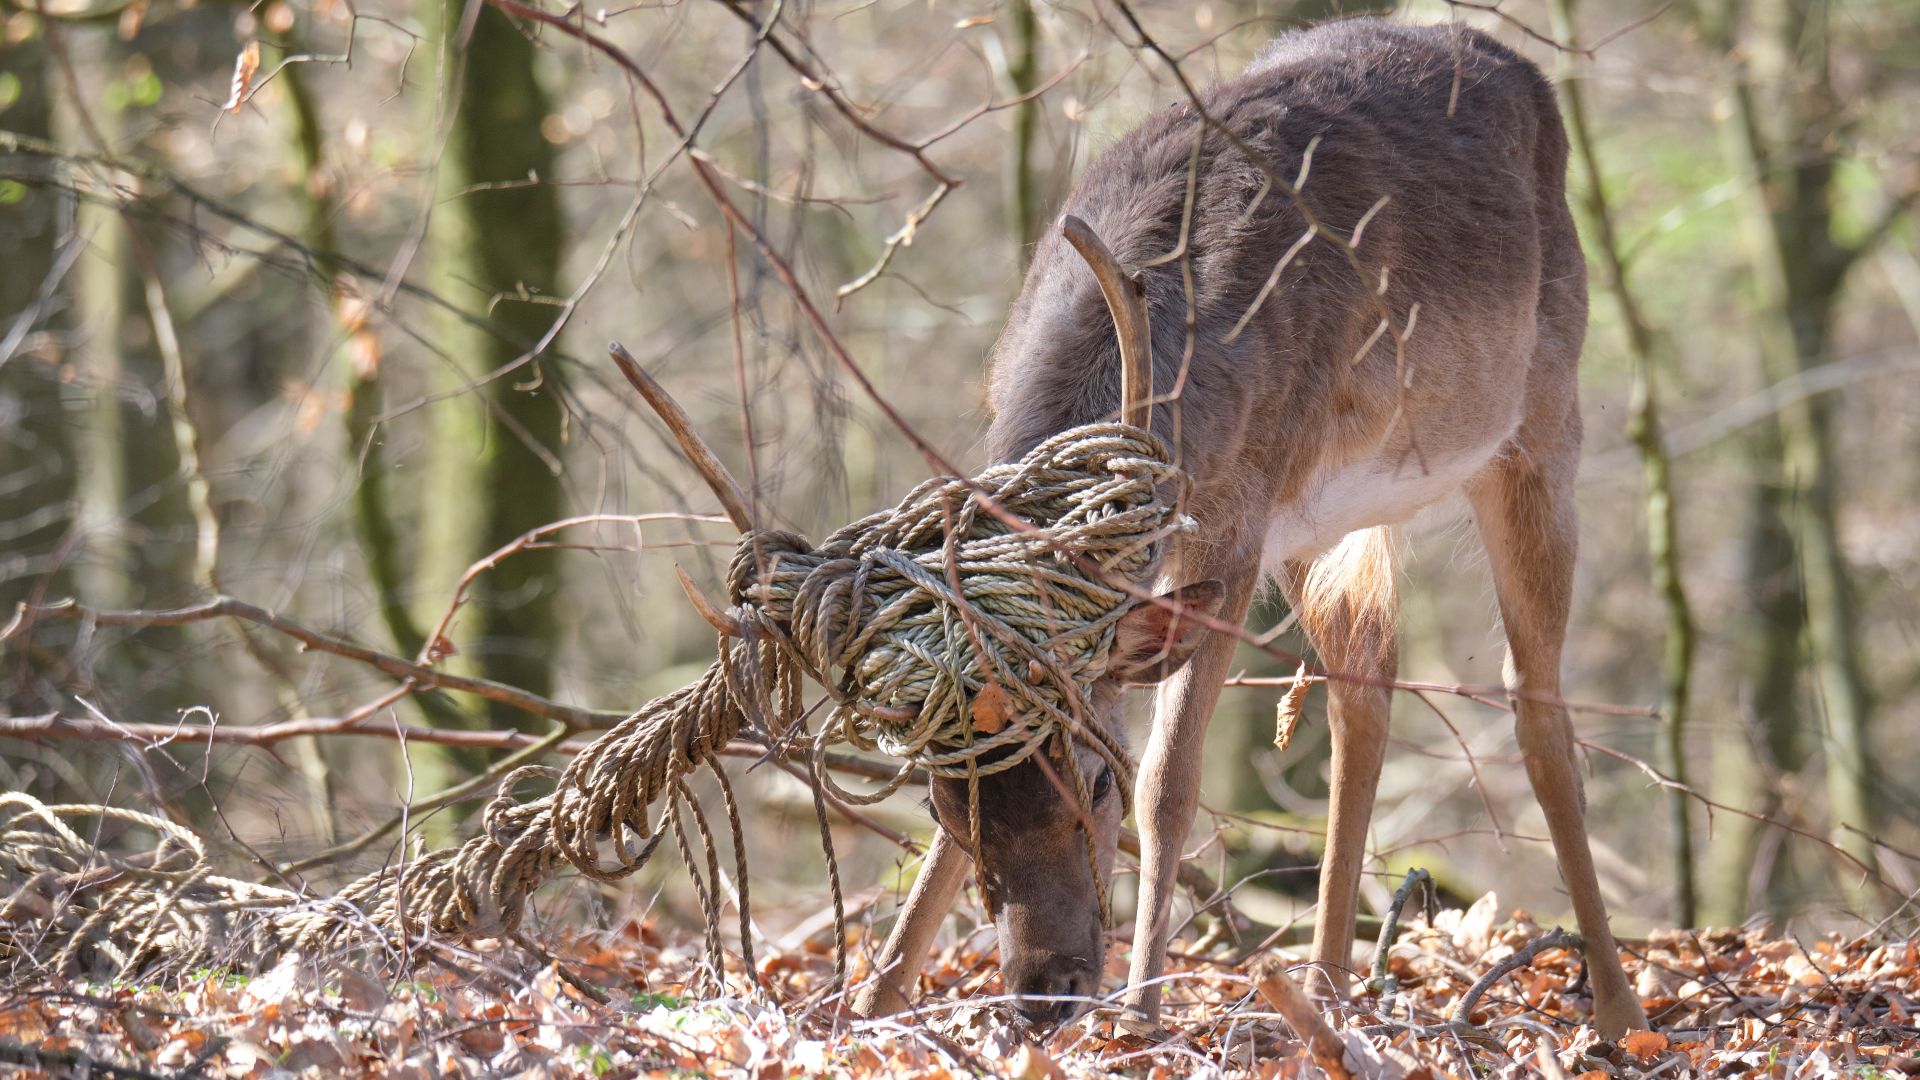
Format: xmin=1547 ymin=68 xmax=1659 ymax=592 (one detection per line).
xmin=2 ymin=424 xmax=1188 ymax=985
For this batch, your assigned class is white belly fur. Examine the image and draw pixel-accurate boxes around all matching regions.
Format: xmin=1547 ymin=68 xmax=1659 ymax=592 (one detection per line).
xmin=1261 ymin=436 xmax=1508 ymax=570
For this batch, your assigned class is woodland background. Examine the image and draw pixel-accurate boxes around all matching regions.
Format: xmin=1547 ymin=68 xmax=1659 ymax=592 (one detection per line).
xmin=2 ymin=0 xmax=1918 ymax=975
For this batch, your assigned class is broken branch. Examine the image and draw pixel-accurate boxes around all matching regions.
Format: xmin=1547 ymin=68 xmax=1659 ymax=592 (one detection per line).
xmin=1249 ymin=952 xmax=1356 ymax=1080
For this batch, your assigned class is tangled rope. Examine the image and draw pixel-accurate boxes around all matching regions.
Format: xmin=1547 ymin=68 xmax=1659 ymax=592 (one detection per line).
xmin=0 ymin=796 xmax=300 ymax=979
xmin=2 ymin=423 xmax=1189 ymax=986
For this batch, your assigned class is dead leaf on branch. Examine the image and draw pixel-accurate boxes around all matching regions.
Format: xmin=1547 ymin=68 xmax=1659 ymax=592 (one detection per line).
xmin=223 ymin=42 xmax=261 ymax=113
xmin=1274 ymin=661 xmax=1310 ymax=751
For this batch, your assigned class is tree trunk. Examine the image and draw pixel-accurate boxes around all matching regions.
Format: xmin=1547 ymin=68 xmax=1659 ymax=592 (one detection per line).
xmin=0 ymin=38 xmax=72 ymax=712
xmin=1006 ymin=0 xmax=1043 ymax=270
xmin=417 ymin=2 xmax=567 ymax=753
xmin=60 ymin=34 xmax=198 ymax=637
xmin=1550 ymin=0 xmax=1699 ymax=926
xmin=1716 ymin=0 xmax=1881 ymax=896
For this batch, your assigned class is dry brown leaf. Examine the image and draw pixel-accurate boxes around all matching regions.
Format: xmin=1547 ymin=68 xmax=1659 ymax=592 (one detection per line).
xmin=117 ymin=1005 xmax=166 ymax=1053
xmin=1010 ymin=1043 xmax=1067 ymax=1079
xmin=223 ymin=42 xmax=261 ymax=113
xmin=1274 ymin=662 xmax=1310 ymax=751
xmin=972 ymin=681 xmax=1012 ymax=735
xmin=332 ymin=279 xmax=371 ymax=333
xmin=349 ymin=330 xmax=381 ymax=379
xmin=335 ymin=965 xmax=388 ymax=1012
xmin=117 ymin=0 xmax=148 ymax=40
xmin=1621 ymin=1029 xmax=1669 ymax=1060
xmin=8 ymin=905 xmax=1916 ymax=1078
xmin=1451 ymin=891 xmax=1500 ymax=954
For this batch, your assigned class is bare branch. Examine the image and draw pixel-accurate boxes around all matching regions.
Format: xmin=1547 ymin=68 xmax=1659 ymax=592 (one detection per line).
xmin=1249 ymin=953 xmax=1355 ymax=1080
xmin=675 ymin=563 xmax=746 ymax=638
xmin=416 ymin=512 xmax=721 ymax=667
xmin=6 ymin=598 xmax=627 ymax=729
xmin=279 ymin=725 xmax=574 ymax=877
xmin=1451 ymin=927 xmax=1581 ymax=1025
xmin=608 ymin=343 xmax=752 ymax=535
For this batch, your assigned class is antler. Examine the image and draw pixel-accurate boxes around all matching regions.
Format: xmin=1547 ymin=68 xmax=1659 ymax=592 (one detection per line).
xmin=608 ymin=341 xmax=755 ymax=533
xmin=1060 ymin=215 xmax=1153 ymax=429
xmin=610 ymin=340 xmax=751 ymax=637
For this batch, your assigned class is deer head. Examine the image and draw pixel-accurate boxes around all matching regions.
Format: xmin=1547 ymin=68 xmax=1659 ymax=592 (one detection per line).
xmin=614 ymin=213 xmax=1220 ymax=1026
xmin=925 ymin=578 xmax=1222 ymax=1025
xmin=920 ymin=217 xmax=1222 ymax=1026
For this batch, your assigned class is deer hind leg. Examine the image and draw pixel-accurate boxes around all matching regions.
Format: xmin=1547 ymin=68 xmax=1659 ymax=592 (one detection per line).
xmin=1465 ymin=443 xmax=1650 ymax=1036
xmin=1277 ymin=527 xmax=1400 ymax=999
xmin=852 ymin=827 xmax=967 ymax=1017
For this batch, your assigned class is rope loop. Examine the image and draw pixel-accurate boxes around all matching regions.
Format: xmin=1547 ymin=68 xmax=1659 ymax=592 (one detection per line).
xmin=731 ymin=423 xmax=1189 ymax=781
xmin=3 ymin=422 xmax=1191 ymax=981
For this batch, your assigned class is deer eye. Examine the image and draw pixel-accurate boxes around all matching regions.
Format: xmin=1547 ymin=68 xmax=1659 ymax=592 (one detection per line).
xmin=1091 ymin=765 xmax=1114 ymax=801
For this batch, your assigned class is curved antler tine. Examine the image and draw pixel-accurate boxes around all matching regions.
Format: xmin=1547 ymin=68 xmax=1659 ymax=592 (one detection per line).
xmin=608 ymin=341 xmax=755 ymax=533
xmin=1060 ymin=215 xmax=1153 ymax=429
xmin=675 ymin=563 xmax=746 ymax=638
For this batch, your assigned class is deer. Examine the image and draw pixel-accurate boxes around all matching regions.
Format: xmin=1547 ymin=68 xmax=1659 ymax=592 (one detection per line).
xmin=847 ymin=18 xmax=1651 ymax=1036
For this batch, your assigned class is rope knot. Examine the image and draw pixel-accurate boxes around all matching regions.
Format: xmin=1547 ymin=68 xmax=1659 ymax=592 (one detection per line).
xmin=3 ymin=423 xmax=1193 ymax=977
xmin=753 ymin=423 xmax=1192 ymax=779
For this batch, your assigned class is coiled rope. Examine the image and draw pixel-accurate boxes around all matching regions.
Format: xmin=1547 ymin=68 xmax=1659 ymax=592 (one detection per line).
xmin=2 ymin=423 xmax=1190 ymax=987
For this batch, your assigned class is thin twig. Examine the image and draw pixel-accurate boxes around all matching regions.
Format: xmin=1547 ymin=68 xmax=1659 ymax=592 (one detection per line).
xmin=6 ymin=597 xmax=626 ymax=729
xmin=1452 ymin=927 xmax=1582 ymax=1025
xmin=606 ymin=343 xmax=755 ymax=532
xmin=1367 ymin=868 xmax=1434 ymax=996
xmin=415 ymin=512 xmax=722 ymax=668
xmin=278 ymin=725 xmax=574 ymax=876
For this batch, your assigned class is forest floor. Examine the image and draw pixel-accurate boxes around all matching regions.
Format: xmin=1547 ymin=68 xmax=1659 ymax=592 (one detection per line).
xmin=3 ymin=901 xmax=1916 ymax=1079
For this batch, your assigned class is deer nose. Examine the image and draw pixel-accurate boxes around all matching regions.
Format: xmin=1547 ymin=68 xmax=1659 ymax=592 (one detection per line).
xmin=1010 ymin=962 xmax=1092 ymax=1027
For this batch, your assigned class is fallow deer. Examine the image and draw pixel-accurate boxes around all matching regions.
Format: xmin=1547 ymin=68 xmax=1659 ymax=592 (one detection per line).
xmin=852 ymin=18 xmax=1650 ymax=1036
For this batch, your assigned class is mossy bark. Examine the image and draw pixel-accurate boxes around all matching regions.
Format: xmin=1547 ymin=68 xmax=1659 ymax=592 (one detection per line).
xmin=416 ymin=2 xmax=567 ymax=765
xmin=0 ymin=38 xmax=73 ymax=710
xmin=1550 ymin=0 xmax=1700 ymax=927
xmin=1711 ymin=0 xmax=1885 ymax=915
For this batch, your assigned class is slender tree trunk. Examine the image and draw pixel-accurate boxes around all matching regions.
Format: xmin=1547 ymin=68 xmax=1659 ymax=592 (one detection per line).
xmin=275 ymin=46 xmax=489 ymax=837
xmin=1006 ymin=0 xmax=1042 ymax=270
xmin=1705 ymin=457 xmax=1806 ymax=923
xmin=65 ymin=65 xmax=133 ymax=616
xmin=1695 ymin=0 xmax=1907 ymax=919
xmin=283 ymin=57 xmax=432 ymax=664
xmin=417 ymin=1 xmax=567 ymax=752
xmin=280 ymin=46 xmax=469 ymax=726
xmin=1550 ymin=0 xmax=1699 ymax=926
xmin=0 ymin=38 xmax=73 ymax=710
xmin=55 ymin=38 xmax=189 ymax=603
xmin=1697 ymin=0 xmax=1804 ymax=919
xmin=44 ymin=31 xmax=200 ymax=735
xmin=1720 ymin=0 xmax=1878 ymax=881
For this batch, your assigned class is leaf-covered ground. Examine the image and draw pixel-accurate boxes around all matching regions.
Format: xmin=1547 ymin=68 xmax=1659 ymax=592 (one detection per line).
xmin=4 ymin=902 xmax=1917 ymax=1078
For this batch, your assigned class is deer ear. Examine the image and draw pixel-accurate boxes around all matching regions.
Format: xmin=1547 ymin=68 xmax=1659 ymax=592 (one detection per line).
xmin=1108 ymin=580 xmax=1226 ymax=685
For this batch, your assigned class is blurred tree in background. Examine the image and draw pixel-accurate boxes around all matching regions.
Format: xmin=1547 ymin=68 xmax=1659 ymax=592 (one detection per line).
xmin=416 ymin=0 xmax=565 ymax=742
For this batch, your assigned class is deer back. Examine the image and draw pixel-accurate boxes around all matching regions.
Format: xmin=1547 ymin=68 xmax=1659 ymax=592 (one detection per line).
xmin=985 ymin=19 xmax=1578 ymax=560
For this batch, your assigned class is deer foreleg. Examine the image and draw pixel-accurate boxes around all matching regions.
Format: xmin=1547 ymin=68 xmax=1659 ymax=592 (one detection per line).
xmin=1121 ymin=558 xmax=1261 ymax=1022
xmin=852 ymin=827 xmax=967 ymax=1017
